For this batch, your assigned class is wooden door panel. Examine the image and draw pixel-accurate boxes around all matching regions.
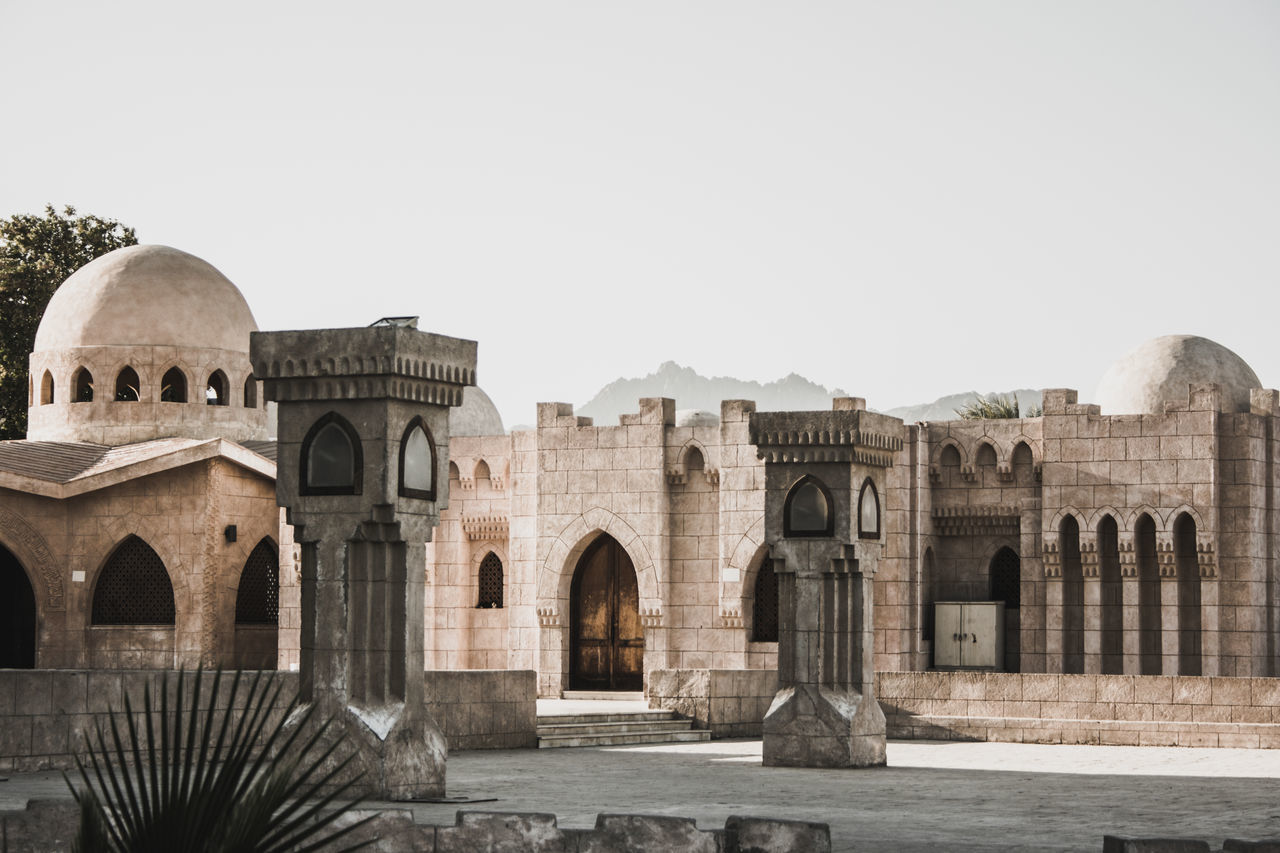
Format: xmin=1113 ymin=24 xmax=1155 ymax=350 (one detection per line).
xmin=570 ymin=536 xmax=645 ymax=691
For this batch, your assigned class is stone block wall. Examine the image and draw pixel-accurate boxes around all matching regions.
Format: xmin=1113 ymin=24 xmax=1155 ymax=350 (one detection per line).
xmin=0 ymin=669 xmax=537 ymax=771
xmin=880 ymin=670 xmax=1280 ymax=748
xmin=647 ymin=668 xmax=778 ymax=737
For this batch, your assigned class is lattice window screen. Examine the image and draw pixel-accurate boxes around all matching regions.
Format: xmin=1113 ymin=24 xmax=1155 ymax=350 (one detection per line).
xmin=477 ymin=552 xmax=503 ymax=608
xmin=92 ymin=536 xmax=175 ymax=625
xmin=752 ymin=552 xmax=778 ymax=642
xmin=235 ymin=539 xmax=279 ymax=624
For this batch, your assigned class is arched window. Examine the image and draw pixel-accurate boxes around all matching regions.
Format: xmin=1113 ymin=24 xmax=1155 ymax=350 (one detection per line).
xmin=1060 ymin=515 xmax=1084 ymax=674
xmin=1099 ymin=515 xmax=1123 ymax=674
xmin=1174 ymin=513 xmax=1202 ymax=675
xmin=1012 ymin=442 xmax=1034 ymax=483
xmin=115 ymin=367 xmax=140 ymax=402
xmin=858 ymin=477 xmax=880 ymax=540
xmin=40 ymin=370 xmax=55 ymax=405
xmin=685 ymin=446 xmax=705 ymax=473
xmin=751 ymin=550 xmax=778 ymax=642
xmin=783 ymin=476 xmax=833 ymax=538
xmin=398 ymin=417 xmax=436 ymax=500
xmin=206 ymin=370 xmax=228 ymax=406
xmin=235 ymin=539 xmax=279 ymax=625
xmin=477 ymin=552 xmax=504 ymax=608
xmin=989 ymin=547 xmax=1021 ymax=672
xmin=939 ymin=444 xmax=961 ymax=468
xmin=160 ymin=367 xmax=186 ymax=402
xmin=243 ymin=375 xmax=257 ymax=408
xmin=92 ymin=536 xmax=175 ymax=625
xmin=301 ymin=412 xmax=361 ymax=495
xmin=474 ymin=458 xmax=491 ymax=484
xmin=73 ymin=367 xmax=94 ymax=402
xmin=975 ymin=442 xmax=997 ymax=468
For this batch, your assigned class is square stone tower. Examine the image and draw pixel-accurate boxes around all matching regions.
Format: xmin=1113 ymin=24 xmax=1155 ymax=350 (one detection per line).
xmin=251 ymin=323 xmax=476 ymax=799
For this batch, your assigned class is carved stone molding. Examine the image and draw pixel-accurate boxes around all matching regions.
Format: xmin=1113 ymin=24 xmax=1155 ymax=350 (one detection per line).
xmin=0 ymin=506 xmax=64 ymax=610
xmin=932 ymin=505 xmax=1021 ymax=537
xmin=461 ymin=514 xmax=509 ymax=541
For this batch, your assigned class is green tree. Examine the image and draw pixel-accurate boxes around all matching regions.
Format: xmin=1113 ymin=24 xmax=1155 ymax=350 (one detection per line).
xmin=0 ymin=205 xmax=138 ymax=439
xmin=954 ymin=393 xmax=1043 ymax=420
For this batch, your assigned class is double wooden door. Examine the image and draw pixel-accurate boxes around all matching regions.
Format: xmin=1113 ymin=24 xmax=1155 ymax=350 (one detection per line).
xmin=570 ymin=536 xmax=643 ymax=691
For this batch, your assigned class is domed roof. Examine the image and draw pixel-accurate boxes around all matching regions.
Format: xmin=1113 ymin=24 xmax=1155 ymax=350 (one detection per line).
xmin=675 ymin=409 xmax=719 ymax=427
xmin=449 ymin=385 xmax=505 ymax=436
xmin=1095 ymin=335 xmax=1261 ymax=415
xmin=33 ymin=245 xmax=257 ymax=352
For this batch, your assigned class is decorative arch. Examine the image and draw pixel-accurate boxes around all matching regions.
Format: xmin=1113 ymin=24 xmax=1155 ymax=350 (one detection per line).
xmin=206 ymin=370 xmax=230 ymax=406
xmin=745 ymin=545 xmax=777 ymax=643
xmin=783 ymin=475 xmax=834 ymax=538
xmin=857 ymin=477 xmax=880 ymax=540
xmin=91 ymin=535 xmax=176 ymax=625
xmin=234 ymin=537 xmax=279 ymax=625
xmin=40 ymin=369 xmax=55 ymax=405
xmin=159 ymin=365 xmax=188 ymax=403
xmin=722 ymin=515 xmax=765 ymax=613
xmin=476 ymin=549 xmax=504 ymax=609
xmin=115 ymin=366 xmax=141 ymax=402
xmin=973 ymin=438 xmax=1000 ymax=468
xmin=474 ymin=458 xmax=492 ymax=483
xmin=0 ymin=506 xmax=63 ymax=610
xmin=539 ymin=507 xmax=659 ymax=614
xmin=1167 ymin=504 xmax=1209 ymax=535
xmin=1010 ymin=437 xmax=1042 ymax=467
xmin=243 ymin=374 xmax=258 ymax=408
xmin=1086 ymin=505 xmax=1125 ymax=534
xmin=1046 ymin=506 xmax=1088 ymax=537
xmin=930 ymin=438 xmax=969 ymax=468
xmin=1126 ymin=505 xmax=1167 ymax=533
xmin=676 ymin=439 xmax=713 ymax=475
xmin=301 ymin=411 xmax=363 ymax=496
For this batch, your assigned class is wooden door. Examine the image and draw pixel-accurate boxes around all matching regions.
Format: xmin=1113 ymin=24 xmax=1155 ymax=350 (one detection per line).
xmin=0 ymin=545 xmax=35 ymax=668
xmin=570 ymin=536 xmax=643 ymax=691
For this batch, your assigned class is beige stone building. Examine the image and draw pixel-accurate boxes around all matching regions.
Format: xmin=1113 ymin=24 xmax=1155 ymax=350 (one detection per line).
xmin=4 ymin=244 xmax=1279 ymax=703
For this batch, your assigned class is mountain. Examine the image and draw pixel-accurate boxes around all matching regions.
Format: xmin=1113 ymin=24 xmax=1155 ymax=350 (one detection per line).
xmin=577 ymin=362 xmax=849 ymax=424
xmin=882 ymin=389 xmax=1043 ymax=423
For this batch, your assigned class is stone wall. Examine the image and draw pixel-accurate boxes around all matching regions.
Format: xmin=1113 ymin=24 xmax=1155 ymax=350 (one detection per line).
xmin=880 ymin=670 xmax=1280 ymax=748
xmin=647 ymin=668 xmax=778 ymax=737
xmin=0 ymin=669 xmax=536 ymax=771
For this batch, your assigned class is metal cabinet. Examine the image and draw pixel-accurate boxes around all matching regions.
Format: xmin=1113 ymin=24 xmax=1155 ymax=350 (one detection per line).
xmin=934 ymin=601 xmax=1005 ymax=670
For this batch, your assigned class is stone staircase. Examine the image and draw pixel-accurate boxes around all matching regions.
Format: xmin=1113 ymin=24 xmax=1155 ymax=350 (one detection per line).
xmin=536 ymin=692 xmax=712 ymax=749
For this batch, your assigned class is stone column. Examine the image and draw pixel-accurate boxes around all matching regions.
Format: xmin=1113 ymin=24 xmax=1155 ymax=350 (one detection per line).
xmin=1201 ymin=574 xmax=1220 ymax=676
xmin=1044 ymin=577 xmax=1063 ymax=674
xmin=1160 ymin=544 xmax=1180 ymax=676
xmin=1083 ymin=573 xmax=1101 ymax=673
xmin=252 ymin=323 xmax=476 ymax=800
xmin=750 ymin=402 xmax=903 ymax=769
xmin=1121 ymin=571 xmax=1141 ymax=675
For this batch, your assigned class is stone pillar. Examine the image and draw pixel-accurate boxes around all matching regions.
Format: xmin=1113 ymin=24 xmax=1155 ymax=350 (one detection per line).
xmin=1201 ymin=575 xmax=1220 ymax=676
xmin=1083 ymin=574 xmax=1101 ymax=673
xmin=251 ymin=323 xmax=476 ymax=800
xmin=1044 ymin=577 xmax=1063 ymax=674
xmin=1121 ymin=572 xmax=1141 ymax=675
xmin=750 ymin=403 xmax=903 ymax=768
xmin=1160 ymin=553 xmax=1180 ymax=676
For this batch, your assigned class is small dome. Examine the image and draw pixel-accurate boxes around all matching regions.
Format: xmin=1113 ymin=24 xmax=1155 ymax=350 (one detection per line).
xmin=1095 ymin=335 xmax=1261 ymax=415
xmin=449 ymin=386 xmax=504 ymax=436
xmin=675 ymin=409 xmax=719 ymax=427
xmin=34 ymin=245 xmax=257 ymax=353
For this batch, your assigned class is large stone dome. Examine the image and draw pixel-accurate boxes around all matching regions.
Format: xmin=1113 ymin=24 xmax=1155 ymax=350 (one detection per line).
xmin=34 ymin=244 xmax=257 ymax=352
xmin=449 ymin=385 xmax=505 ymax=436
xmin=1095 ymin=335 xmax=1261 ymax=415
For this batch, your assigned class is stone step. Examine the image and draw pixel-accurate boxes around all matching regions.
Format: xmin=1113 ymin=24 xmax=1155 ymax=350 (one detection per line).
xmin=537 ymin=711 xmax=678 ymax=726
xmin=537 ymin=719 xmax=697 ymax=737
xmin=561 ymin=690 xmax=645 ymax=701
xmin=537 ymin=728 xmax=712 ymax=749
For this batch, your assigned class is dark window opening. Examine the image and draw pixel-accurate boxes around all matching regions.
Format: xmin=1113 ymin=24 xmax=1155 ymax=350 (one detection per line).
xmin=752 ymin=551 xmax=778 ymax=643
xmin=115 ymin=367 xmax=140 ymax=402
xmin=1136 ymin=514 xmax=1162 ymax=675
xmin=301 ymin=412 xmax=362 ymax=495
xmin=73 ymin=368 xmax=93 ymax=402
xmin=477 ymin=552 xmax=504 ymax=608
xmin=1174 ymin=513 xmax=1202 ymax=676
xmin=235 ymin=539 xmax=279 ymax=625
xmin=1060 ymin=515 xmax=1084 ymax=674
xmin=0 ymin=544 xmax=36 ymax=668
xmin=92 ymin=536 xmax=175 ymax=625
xmin=1099 ymin=515 xmax=1123 ymax=674
xmin=858 ymin=477 xmax=880 ymax=540
xmin=243 ymin=375 xmax=257 ymax=408
xmin=40 ymin=370 xmax=55 ymax=405
xmin=206 ymin=370 xmax=228 ymax=406
xmin=161 ymin=367 xmax=187 ymax=403
xmin=784 ymin=477 xmax=833 ymax=538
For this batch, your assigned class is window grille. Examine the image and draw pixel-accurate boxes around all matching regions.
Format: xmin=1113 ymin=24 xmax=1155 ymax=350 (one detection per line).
xmin=235 ymin=539 xmax=279 ymax=624
xmin=752 ymin=552 xmax=778 ymax=642
xmin=477 ymin=552 xmax=503 ymax=608
xmin=92 ymin=536 xmax=175 ymax=625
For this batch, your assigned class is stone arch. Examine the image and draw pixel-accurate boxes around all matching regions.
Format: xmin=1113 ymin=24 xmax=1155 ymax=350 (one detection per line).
xmin=1166 ymin=504 xmax=1209 ymax=535
xmin=930 ymin=437 xmax=969 ymax=468
xmin=675 ymin=439 xmax=713 ymax=474
xmin=742 ymin=544 xmax=777 ymax=643
xmin=539 ymin=507 xmax=659 ymax=613
xmin=85 ymin=512 xmax=188 ymax=627
xmin=72 ymin=366 xmax=95 ymax=403
xmin=973 ymin=437 xmax=1002 ymax=467
xmin=0 ymin=506 xmax=64 ymax=611
xmin=722 ymin=516 xmax=765 ymax=611
xmin=1086 ymin=505 xmax=1124 ymax=534
xmin=474 ymin=541 xmax=508 ymax=609
xmin=90 ymin=535 xmax=177 ymax=625
xmin=474 ymin=458 xmax=492 ymax=482
xmin=1126 ymin=505 xmax=1167 ymax=533
xmin=1047 ymin=506 xmax=1087 ymax=536
xmin=1009 ymin=437 xmax=1041 ymax=467
xmin=40 ymin=369 xmax=55 ymax=405
xmin=205 ymin=369 xmax=230 ymax=406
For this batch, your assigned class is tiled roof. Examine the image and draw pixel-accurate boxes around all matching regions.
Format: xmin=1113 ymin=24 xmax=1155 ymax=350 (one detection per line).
xmin=239 ymin=440 xmax=278 ymax=463
xmin=0 ymin=441 xmax=109 ymax=482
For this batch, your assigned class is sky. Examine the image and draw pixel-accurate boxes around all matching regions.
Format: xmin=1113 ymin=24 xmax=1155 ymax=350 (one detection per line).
xmin=3 ymin=1 xmax=1277 ymax=429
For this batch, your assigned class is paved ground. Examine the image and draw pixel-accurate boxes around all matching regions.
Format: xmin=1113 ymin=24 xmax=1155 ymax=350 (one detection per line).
xmin=9 ymin=738 xmax=1280 ymax=851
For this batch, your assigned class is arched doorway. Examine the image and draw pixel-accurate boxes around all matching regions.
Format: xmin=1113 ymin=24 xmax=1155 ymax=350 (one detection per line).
xmin=570 ymin=535 xmax=643 ymax=691
xmin=0 ymin=544 xmax=37 ymax=668
xmin=988 ymin=547 xmax=1020 ymax=673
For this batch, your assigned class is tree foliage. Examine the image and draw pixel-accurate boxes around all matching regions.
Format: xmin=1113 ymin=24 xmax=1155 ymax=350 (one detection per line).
xmin=0 ymin=205 xmax=137 ymax=439
xmin=954 ymin=393 xmax=1043 ymax=420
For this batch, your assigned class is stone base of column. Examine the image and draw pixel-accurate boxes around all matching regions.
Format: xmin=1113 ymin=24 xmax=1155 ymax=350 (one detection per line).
xmin=283 ymin=701 xmax=448 ymax=800
xmin=761 ymin=684 xmax=886 ymax=768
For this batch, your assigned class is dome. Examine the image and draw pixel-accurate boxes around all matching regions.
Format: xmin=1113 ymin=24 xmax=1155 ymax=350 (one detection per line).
xmin=33 ymin=245 xmax=257 ymax=353
xmin=1095 ymin=335 xmax=1261 ymax=415
xmin=675 ymin=409 xmax=719 ymax=427
xmin=449 ymin=386 xmax=505 ymax=436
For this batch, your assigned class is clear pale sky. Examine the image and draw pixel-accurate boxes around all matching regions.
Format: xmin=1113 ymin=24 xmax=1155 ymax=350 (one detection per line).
xmin=3 ymin=2 xmax=1277 ymax=429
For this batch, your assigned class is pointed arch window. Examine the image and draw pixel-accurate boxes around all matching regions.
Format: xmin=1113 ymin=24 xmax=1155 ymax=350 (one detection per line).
xmin=783 ymin=476 xmax=833 ymax=538
xmin=477 ymin=552 xmax=504 ymax=608
xmin=235 ymin=539 xmax=279 ymax=625
xmin=40 ymin=370 xmax=55 ymax=404
xmin=301 ymin=412 xmax=362 ymax=495
xmin=399 ymin=417 xmax=437 ymax=500
xmin=115 ymin=367 xmax=140 ymax=402
xmin=160 ymin=367 xmax=186 ymax=402
xmin=858 ymin=477 xmax=880 ymax=540
xmin=243 ymin=375 xmax=258 ymax=408
xmin=91 ymin=536 xmax=175 ymax=625
xmin=206 ymin=370 xmax=228 ymax=406
xmin=73 ymin=367 xmax=94 ymax=402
